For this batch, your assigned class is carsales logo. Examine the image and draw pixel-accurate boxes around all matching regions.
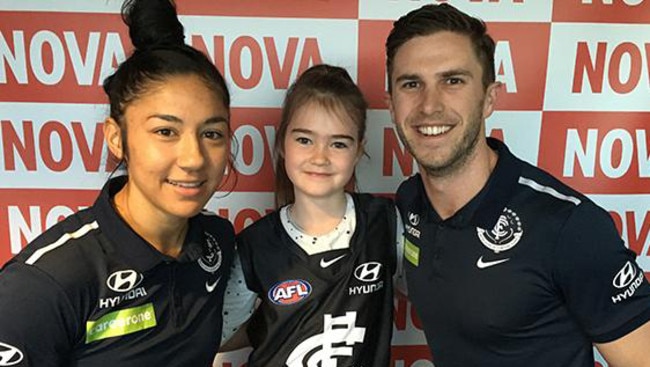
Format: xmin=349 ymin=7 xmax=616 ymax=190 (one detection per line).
xmin=268 ymin=279 xmax=312 ymax=306
xmin=538 ymin=112 xmax=650 ymax=194
xmin=0 ymin=342 xmax=23 ymax=366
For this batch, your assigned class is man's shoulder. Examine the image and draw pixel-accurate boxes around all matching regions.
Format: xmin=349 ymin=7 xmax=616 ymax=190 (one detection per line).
xmin=516 ymin=162 xmax=588 ymax=208
xmin=395 ymin=174 xmax=422 ymax=205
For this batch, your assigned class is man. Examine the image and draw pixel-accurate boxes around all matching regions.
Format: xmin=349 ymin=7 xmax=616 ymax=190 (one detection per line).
xmin=386 ymin=4 xmax=650 ymax=366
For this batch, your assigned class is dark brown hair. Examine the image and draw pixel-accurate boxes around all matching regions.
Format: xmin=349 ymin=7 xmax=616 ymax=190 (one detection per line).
xmin=274 ymin=64 xmax=367 ymax=208
xmin=386 ymin=3 xmax=496 ymax=92
xmin=103 ymin=0 xmax=230 ymax=170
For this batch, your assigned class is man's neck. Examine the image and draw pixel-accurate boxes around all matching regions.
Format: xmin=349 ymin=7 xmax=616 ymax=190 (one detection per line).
xmin=421 ymin=141 xmax=498 ymax=220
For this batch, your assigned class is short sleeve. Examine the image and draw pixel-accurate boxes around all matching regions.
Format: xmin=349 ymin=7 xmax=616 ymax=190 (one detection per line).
xmin=0 ymin=262 xmax=77 ymax=366
xmin=553 ymin=202 xmax=650 ymax=343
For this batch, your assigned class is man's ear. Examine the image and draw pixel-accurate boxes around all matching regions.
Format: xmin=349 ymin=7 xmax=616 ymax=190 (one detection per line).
xmin=104 ymin=117 xmax=124 ymax=160
xmin=482 ymin=82 xmax=501 ymax=119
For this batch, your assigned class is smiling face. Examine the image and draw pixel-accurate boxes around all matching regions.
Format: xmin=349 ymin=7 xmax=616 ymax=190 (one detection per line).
xmin=388 ymin=31 xmax=497 ymax=177
xmin=105 ymin=74 xmax=230 ymax=223
xmin=283 ymin=101 xmax=362 ymax=203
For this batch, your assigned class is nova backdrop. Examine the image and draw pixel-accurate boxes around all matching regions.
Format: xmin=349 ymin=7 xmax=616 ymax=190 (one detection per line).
xmin=1 ymin=1 xmax=649 ymax=366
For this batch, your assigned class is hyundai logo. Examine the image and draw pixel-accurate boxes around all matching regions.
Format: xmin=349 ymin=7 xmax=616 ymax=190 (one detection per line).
xmin=613 ymin=261 xmax=637 ymax=289
xmin=354 ymin=262 xmax=382 ymax=282
xmin=408 ymin=212 xmax=420 ymax=226
xmin=106 ymin=270 xmax=142 ymax=293
xmin=0 ymin=342 xmax=23 ymax=366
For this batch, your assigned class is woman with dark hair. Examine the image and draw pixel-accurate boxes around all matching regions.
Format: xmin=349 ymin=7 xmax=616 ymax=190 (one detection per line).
xmin=0 ymin=0 xmax=235 ymax=365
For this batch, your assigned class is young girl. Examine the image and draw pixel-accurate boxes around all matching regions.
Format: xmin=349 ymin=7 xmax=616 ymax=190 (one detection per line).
xmin=0 ymin=0 xmax=235 ymax=365
xmin=226 ymin=64 xmax=399 ymax=366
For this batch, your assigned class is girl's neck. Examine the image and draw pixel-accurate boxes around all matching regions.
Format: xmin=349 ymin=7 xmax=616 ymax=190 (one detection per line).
xmin=113 ymin=188 xmax=188 ymax=258
xmin=288 ymin=193 xmax=348 ymax=236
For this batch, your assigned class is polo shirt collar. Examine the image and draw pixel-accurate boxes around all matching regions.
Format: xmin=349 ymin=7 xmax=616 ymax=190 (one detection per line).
xmin=92 ymin=176 xmax=206 ymax=272
xmin=468 ymin=138 xmax=522 ymax=229
xmin=416 ymin=138 xmax=522 ymax=229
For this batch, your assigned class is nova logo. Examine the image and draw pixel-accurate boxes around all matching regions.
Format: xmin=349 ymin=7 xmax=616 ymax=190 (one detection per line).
xmin=106 ymin=270 xmax=142 ymax=293
xmin=1 ymin=120 xmax=113 ymax=173
xmin=563 ymin=128 xmax=650 ymax=179
xmin=573 ymin=41 xmax=650 ymax=94
xmin=354 ymin=262 xmax=382 ymax=283
xmin=582 ymin=0 xmax=644 ymax=5
xmin=613 ymin=261 xmax=637 ymax=288
xmin=268 ymin=280 xmax=312 ymax=305
xmin=553 ymin=0 xmax=650 ymax=23
xmin=538 ymin=113 xmax=650 ymax=194
xmin=0 ymin=342 xmax=23 ymax=366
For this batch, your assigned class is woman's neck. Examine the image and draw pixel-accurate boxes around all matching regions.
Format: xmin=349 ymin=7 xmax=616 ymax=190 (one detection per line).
xmin=288 ymin=193 xmax=348 ymax=236
xmin=113 ymin=188 xmax=188 ymax=258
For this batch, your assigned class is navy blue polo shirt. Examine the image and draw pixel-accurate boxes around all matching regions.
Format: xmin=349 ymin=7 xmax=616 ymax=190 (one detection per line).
xmin=396 ymin=138 xmax=650 ymax=367
xmin=0 ymin=176 xmax=235 ymax=366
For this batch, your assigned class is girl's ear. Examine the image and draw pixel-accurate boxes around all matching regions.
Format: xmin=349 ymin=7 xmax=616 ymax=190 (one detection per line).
xmin=355 ymin=138 xmax=367 ymax=163
xmin=104 ymin=117 xmax=124 ymax=160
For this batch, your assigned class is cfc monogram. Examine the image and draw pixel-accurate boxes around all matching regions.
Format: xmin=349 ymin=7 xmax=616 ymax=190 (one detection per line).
xmin=286 ymin=312 xmax=365 ymax=367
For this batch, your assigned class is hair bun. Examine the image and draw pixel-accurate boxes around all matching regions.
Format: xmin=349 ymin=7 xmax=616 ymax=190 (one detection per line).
xmin=121 ymin=0 xmax=185 ymax=51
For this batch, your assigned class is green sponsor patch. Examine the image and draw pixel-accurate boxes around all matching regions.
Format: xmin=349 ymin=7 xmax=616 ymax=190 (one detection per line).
xmin=404 ymin=238 xmax=420 ymax=266
xmin=86 ymin=303 xmax=156 ymax=343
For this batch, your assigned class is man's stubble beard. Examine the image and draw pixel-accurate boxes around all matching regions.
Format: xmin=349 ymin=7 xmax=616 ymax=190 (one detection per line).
xmin=395 ymin=102 xmax=484 ymax=179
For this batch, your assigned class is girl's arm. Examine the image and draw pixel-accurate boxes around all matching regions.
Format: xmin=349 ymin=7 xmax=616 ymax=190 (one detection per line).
xmin=219 ymin=252 xmax=257 ymax=351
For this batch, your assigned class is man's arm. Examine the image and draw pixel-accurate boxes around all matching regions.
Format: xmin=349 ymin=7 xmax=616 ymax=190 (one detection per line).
xmin=596 ymin=320 xmax=650 ymax=367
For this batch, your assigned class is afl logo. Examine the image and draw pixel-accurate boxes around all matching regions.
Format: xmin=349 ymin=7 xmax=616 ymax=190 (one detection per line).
xmin=199 ymin=232 xmax=222 ymax=273
xmin=354 ymin=262 xmax=382 ymax=282
xmin=0 ymin=342 xmax=24 ymax=366
xmin=268 ymin=280 xmax=312 ymax=306
xmin=477 ymin=208 xmax=523 ymax=253
xmin=613 ymin=261 xmax=637 ymax=289
xmin=408 ymin=212 xmax=420 ymax=226
xmin=106 ymin=270 xmax=143 ymax=293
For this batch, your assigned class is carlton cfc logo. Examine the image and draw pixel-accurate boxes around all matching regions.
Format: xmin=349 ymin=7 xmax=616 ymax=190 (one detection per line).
xmin=268 ymin=280 xmax=312 ymax=306
xmin=477 ymin=208 xmax=523 ymax=253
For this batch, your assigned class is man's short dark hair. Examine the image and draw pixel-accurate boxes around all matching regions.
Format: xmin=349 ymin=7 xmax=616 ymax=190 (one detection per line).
xmin=386 ymin=3 xmax=496 ymax=92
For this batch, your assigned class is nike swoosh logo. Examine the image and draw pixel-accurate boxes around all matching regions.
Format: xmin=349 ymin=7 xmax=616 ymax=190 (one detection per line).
xmin=476 ymin=256 xmax=509 ymax=269
xmin=320 ymin=254 xmax=347 ymax=268
xmin=205 ymin=277 xmax=221 ymax=293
